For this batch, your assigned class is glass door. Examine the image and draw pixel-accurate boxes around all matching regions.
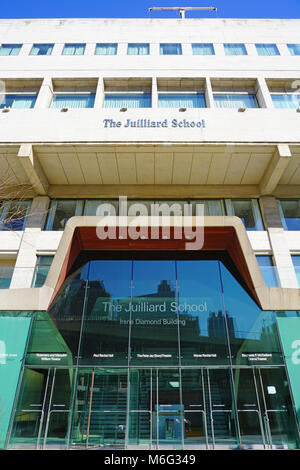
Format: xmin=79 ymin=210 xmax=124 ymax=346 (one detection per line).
xmin=9 ymin=367 xmax=74 ymax=450
xmin=257 ymin=368 xmax=300 ymax=449
xmin=71 ymin=369 xmax=128 ymax=449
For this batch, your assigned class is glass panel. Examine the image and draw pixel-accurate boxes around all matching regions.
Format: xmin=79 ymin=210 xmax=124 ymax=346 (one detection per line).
xmin=32 ymin=257 xmax=54 ymax=288
xmin=224 ymin=43 xmax=247 ymax=55
xmin=46 ymin=200 xmax=82 ymax=230
xmin=0 ymin=266 xmax=13 ymax=288
xmin=160 ymin=43 xmax=182 ymax=55
xmin=9 ymin=368 xmax=48 ymax=449
xmin=292 ymin=256 xmax=300 ymax=287
xmin=255 ymin=44 xmax=279 ymax=56
xmin=208 ymin=369 xmax=239 ymax=449
xmin=279 ymin=200 xmax=300 ymax=230
xmin=181 ymin=369 xmax=207 ymax=449
xmin=95 ymin=43 xmax=117 ymax=55
xmin=214 ymin=94 xmax=258 ymax=109
xmin=130 ymin=261 xmax=179 ymax=367
xmin=192 ymin=43 xmax=214 ymax=55
xmin=44 ymin=369 xmax=74 ymax=449
xmin=220 ymin=262 xmax=283 ymax=366
xmin=229 ymin=199 xmax=263 ymax=230
xmin=287 ymin=44 xmax=300 ymax=56
xmin=83 ymin=199 xmax=118 ymax=216
xmin=30 ymin=44 xmax=54 ymax=56
xmin=71 ymin=369 xmax=127 ymax=449
xmin=78 ymin=261 xmax=132 ymax=366
xmin=158 ymin=94 xmax=206 ymax=108
xmin=0 ymin=94 xmax=36 ymax=109
xmin=177 ymin=260 xmax=229 ymax=366
xmin=62 ymin=43 xmax=85 ymax=55
xmin=257 ymin=256 xmax=280 ymax=287
xmin=51 ymin=94 xmax=95 ymax=109
xmin=259 ymin=368 xmax=300 ymax=449
xmin=128 ymin=43 xmax=149 ymax=55
xmin=128 ymin=369 xmax=152 ymax=447
xmin=0 ymin=200 xmax=31 ymax=230
xmin=103 ymin=93 xmax=151 ymax=108
xmin=272 ymin=94 xmax=300 ymax=109
xmin=191 ymin=200 xmax=225 ymax=216
xmin=153 ymin=369 xmax=183 ymax=448
xmin=0 ymin=44 xmax=22 ymax=56
xmin=234 ymin=368 xmax=265 ymax=448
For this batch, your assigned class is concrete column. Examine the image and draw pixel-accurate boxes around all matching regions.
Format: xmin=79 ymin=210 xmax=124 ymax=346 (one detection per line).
xmin=94 ymin=77 xmax=104 ymax=109
xmin=152 ymin=76 xmax=158 ymax=108
xmin=205 ymin=77 xmax=214 ymax=108
xmin=256 ymin=77 xmax=274 ymax=108
xmin=34 ymin=77 xmax=53 ymax=109
xmin=10 ymin=197 xmax=50 ymax=288
xmin=259 ymin=196 xmax=298 ymax=288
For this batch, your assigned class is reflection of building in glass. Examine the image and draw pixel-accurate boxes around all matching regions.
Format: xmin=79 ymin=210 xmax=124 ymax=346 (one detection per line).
xmin=208 ymin=311 xmax=235 ymax=339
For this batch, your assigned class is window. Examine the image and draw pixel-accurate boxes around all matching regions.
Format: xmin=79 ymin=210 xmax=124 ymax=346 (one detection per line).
xmin=0 ymin=200 xmax=31 ymax=231
xmin=255 ymin=44 xmax=279 ymax=56
xmin=0 ymin=94 xmax=37 ymax=109
xmin=127 ymin=43 xmax=149 ymax=55
xmin=95 ymin=43 xmax=118 ymax=55
xmin=278 ymin=200 xmax=300 ymax=230
xmin=51 ymin=93 xmax=95 ymax=109
xmin=214 ymin=93 xmax=259 ymax=109
xmin=192 ymin=43 xmax=215 ymax=55
xmin=225 ymin=199 xmax=264 ymax=231
xmin=0 ymin=263 xmax=14 ymax=289
xmin=287 ymin=44 xmax=300 ymax=56
xmin=224 ymin=43 xmax=247 ymax=55
xmin=62 ymin=43 xmax=86 ymax=55
xmin=158 ymin=93 xmax=206 ymax=108
xmin=292 ymin=256 xmax=300 ymax=287
xmin=0 ymin=44 xmax=22 ymax=56
xmin=45 ymin=200 xmax=84 ymax=230
xmin=30 ymin=43 xmax=54 ymax=56
xmin=271 ymin=94 xmax=300 ymax=109
xmin=32 ymin=256 xmax=54 ymax=288
xmin=103 ymin=93 xmax=151 ymax=108
xmin=160 ymin=43 xmax=182 ymax=55
xmin=257 ymin=256 xmax=280 ymax=287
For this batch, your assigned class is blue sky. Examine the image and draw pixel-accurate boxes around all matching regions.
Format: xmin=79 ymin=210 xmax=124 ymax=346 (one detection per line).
xmin=0 ymin=0 xmax=299 ymax=19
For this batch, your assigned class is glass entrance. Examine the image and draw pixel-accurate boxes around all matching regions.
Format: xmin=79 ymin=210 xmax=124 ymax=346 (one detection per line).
xmin=9 ymin=367 xmax=74 ymax=449
xmin=9 ymin=366 xmax=299 ymax=449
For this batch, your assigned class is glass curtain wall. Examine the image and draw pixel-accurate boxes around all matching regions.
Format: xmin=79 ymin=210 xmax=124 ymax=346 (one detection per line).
xmin=7 ymin=259 xmax=300 ymax=450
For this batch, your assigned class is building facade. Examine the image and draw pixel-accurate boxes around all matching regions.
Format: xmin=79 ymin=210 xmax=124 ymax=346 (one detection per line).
xmin=1 ymin=17 xmax=300 ymax=450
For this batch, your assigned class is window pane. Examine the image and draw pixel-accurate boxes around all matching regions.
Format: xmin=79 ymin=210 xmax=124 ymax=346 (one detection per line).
xmin=47 ymin=200 xmax=80 ymax=230
xmin=229 ymin=199 xmax=263 ymax=230
xmin=224 ymin=43 xmax=247 ymax=55
xmin=177 ymin=260 xmax=229 ymax=366
xmin=192 ymin=43 xmax=214 ymax=55
xmin=158 ymin=93 xmax=205 ymax=108
xmin=104 ymin=93 xmax=151 ymax=108
xmin=287 ymin=44 xmax=300 ymax=56
xmin=0 ymin=266 xmax=13 ymax=288
xmin=191 ymin=200 xmax=225 ymax=216
xmin=62 ymin=43 xmax=85 ymax=55
xmin=0 ymin=200 xmax=31 ymax=230
xmin=292 ymin=256 xmax=300 ymax=287
xmin=51 ymin=94 xmax=95 ymax=109
xmin=279 ymin=200 xmax=300 ymax=230
xmin=78 ymin=260 xmax=132 ymax=366
xmin=0 ymin=95 xmax=36 ymax=109
xmin=130 ymin=260 xmax=179 ymax=366
xmin=30 ymin=43 xmax=54 ymax=56
xmin=271 ymin=94 xmax=300 ymax=109
xmin=84 ymin=199 xmax=118 ymax=216
xmin=256 ymin=256 xmax=280 ymax=287
xmin=160 ymin=43 xmax=182 ymax=55
xmin=255 ymin=44 xmax=279 ymax=56
xmin=214 ymin=94 xmax=258 ymax=109
xmin=95 ymin=43 xmax=117 ymax=55
xmin=128 ymin=43 xmax=149 ymax=55
xmin=0 ymin=44 xmax=22 ymax=56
